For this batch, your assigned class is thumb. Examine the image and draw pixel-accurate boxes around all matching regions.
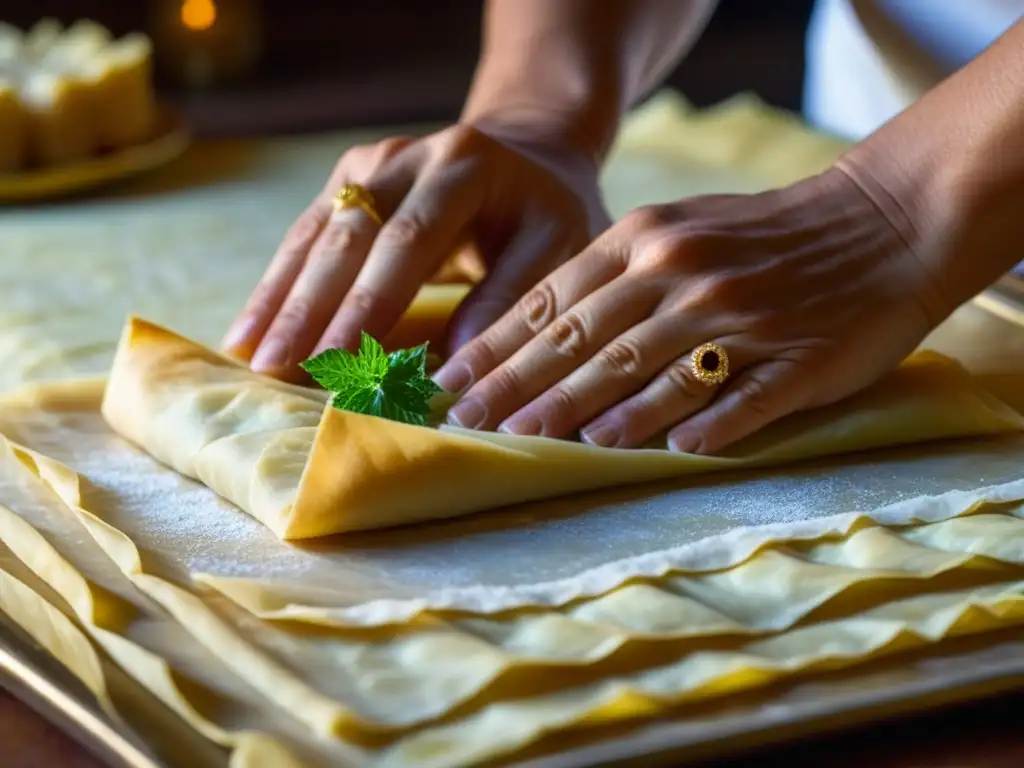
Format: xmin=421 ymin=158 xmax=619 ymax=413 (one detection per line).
xmin=445 ymin=222 xmax=581 ymax=355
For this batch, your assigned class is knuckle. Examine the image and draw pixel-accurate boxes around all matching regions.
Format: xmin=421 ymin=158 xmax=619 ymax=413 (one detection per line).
xmin=698 ymin=273 xmax=737 ymax=304
xmin=378 ymin=215 xmax=430 ymax=253
xmin=374 ymin=136 xmax=413 ymax=161
xmin=737 ymin=375 xmax=774 ymax=417
xmin=625 ymin=204 xmax=672 ymax=232
xmin=343 ymin=284 xmax=401 ymax=320
xmin=664 ymin=358 xmax=701 ymax=399
xmin=313 ymin=223 xmax=358 ymax=257
xmin=545 ymin=310 xmax=587 ymax=358
xmin=273 ymin=298 xmax=316 ymax=332
xmin=436 ymin=124 xmax=485 ymax=157
xmin=546 ymin=385 xmax=580 ymax=420
xmin=598 ymin=337 xmax=645 ymax=378
xmin=519 ymin=283 xmax=559 ymax=334
xmin=699 ymin=271 xmax=749 ymax=309
xmin=487 ymin=361 xmax=523 ymax=401
xmin=634 ymin=227 xmax=726 ymax=276
xmin=457 ymin=340 xmax=496 ymax=380
xmin=635 ymin=234 xmax=685 ymax=273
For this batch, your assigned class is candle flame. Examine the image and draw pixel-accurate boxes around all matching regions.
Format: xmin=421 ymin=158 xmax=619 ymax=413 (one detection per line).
xmin=181 ymin=0 xmax=216 ymax=31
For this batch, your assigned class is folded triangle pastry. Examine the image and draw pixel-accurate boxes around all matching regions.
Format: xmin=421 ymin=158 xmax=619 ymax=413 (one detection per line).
xmin=101 ymin=288 xmax=1024 ymax=539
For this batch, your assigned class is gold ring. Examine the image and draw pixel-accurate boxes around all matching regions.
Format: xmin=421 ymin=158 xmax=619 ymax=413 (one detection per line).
xmin=691 ymin=342 xmax=729 ymax=386
xmin=332 ymin=182 xmax=382 ymax=226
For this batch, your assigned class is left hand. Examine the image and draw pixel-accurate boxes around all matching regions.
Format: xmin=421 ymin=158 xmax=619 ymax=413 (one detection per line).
xmin=433 ymin=166 xmax=952 ymax=454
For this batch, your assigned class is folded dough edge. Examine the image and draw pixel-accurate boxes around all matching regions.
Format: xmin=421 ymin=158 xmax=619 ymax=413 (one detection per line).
xmin=101 ymin=311 xmax=1024 ymax=540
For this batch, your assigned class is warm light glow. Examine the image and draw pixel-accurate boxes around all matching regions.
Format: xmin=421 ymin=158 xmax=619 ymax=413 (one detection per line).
xmin=181 ymin=0 xmax=217 ymax=31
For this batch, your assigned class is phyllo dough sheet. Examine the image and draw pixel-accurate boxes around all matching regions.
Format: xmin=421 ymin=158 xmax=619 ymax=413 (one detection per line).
xmin=103 ymin=315 xmax=1024 ymax=542
xmin=0 ymin=440 xmax=363 ymax=767
xmin=5 ymin=377 xmax=1024 ymax=765
xmin=2 ymin=420 xmax=1024 ymax=767
xmin=9 ymin=367 xmax=1024 ymax=628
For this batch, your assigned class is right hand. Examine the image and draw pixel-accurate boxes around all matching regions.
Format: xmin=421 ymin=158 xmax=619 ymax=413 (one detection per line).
xmin=222 ymin=120 xmax=612 ymax=380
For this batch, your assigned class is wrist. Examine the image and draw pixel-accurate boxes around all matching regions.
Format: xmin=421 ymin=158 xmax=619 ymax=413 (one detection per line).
xmin=835 ymin=31 xmax=1024 ymax=318
xmin=465 ymin=106 xmax=605 ymax=182
xmin=463 ymin=103 xmax=614 ymax=238
xmin=461 ymin=56 xmax=623 ymax=173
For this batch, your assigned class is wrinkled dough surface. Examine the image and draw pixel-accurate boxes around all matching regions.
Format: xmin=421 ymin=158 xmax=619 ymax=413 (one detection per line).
xmin=101 ymin=316 xmax=1024 ymax=539
xmin=4 ymin=409 xmax=1024 ymax=766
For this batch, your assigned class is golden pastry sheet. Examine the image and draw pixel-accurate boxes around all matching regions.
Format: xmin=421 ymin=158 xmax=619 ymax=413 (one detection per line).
xmin=0 ymin=480 xmax=342 ymax=766
xmin=2 ymin=453 xmax=1024 ymax=768
xmin=381 ymin=581 xmax=1024 ymax=767
xmin=104 ymin=316 xmax=1024 ymax=540
xmin=4 ymin=379 xmax=1024 ymax=756
xmin=8 ymin=373 xmax=1024 ymax=628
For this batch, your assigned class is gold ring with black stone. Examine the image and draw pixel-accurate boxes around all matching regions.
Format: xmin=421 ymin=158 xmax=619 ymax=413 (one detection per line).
xmin=691 ymin=342 xmax=729 ymax=386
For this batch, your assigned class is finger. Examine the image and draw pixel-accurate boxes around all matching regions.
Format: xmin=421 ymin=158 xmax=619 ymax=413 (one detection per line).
xmin=434 ymin=237 xmax=628 ymax=401
xmin=248 ymin=208 xmax=382 ymax=377
xmin=667 ymin=358 xmax=812 ymax=455
xmin=442 ymin=220 xmax=585 ymax=362
xmin=316 ymin=152 xmax=485 ymax=354
xmin=250 ymin=151 xmax=422 ymax=375
xmin=221 ymin=201 xmax=330 ymax=359
xmin=446 ymin=272 xmax=661 ymax=431
xmin=222 ymin=140 xmax=413 ymax=360
xmin=496 ymin=315 xmax=716 ymax=440
xmin=578 ymin=337 xmax=762 ymax=449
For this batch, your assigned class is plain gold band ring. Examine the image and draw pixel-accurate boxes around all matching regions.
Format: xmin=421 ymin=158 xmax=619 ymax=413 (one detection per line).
xmin=691 ymin=342 xmax=730 ymax=386
xmin=332 ymin=182 xmax=382 ymax=226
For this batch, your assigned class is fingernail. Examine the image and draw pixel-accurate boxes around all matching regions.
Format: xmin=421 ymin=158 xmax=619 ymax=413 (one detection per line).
xmin=221 ymin=317 xmax=256 ymax=352
xmin=580 ymin=423 xmax=621 ymax=448
xmin=499 ymin=414 xmax=544 ymax=437
xmin=448 ymin=397 xmax=487 ymax=429
xmin=433 ymin=361 xmax=472 ymax=393
xmin=669 ymin=432 xmax=701 ymax=454
xmin=251 ymin=338 xmax=290 ymax=373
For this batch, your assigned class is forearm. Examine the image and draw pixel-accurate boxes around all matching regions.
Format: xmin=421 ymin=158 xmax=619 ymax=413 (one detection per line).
xmin=838 ymin=19 xmax=1024 ymax=316
xmin=461 ymin=0 xmax=718 ymax=167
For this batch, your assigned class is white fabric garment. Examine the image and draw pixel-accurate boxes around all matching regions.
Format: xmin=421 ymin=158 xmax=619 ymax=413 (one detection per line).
xmin=803 ymin=0 xmax=1023 ymax=139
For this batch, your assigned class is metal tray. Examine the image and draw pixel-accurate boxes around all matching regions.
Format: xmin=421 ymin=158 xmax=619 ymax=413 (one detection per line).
xmin=0 ymin=609 xmax=164 ymax=768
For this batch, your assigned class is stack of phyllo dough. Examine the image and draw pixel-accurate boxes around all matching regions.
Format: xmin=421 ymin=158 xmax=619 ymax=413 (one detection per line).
xmin=0 ymin=18 xmax=157 ymax=173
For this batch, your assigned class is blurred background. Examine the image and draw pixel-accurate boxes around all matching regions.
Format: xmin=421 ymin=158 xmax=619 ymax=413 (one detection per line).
xmin=4 ymin=0 xmax=815 ymax=137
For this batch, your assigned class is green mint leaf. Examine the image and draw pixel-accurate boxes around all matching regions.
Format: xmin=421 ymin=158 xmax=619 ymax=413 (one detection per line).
xmin=358 ymin=332 xmax=389 ymax=378
xmin=302 ymin=334 xmax=446 ymax=426
xmin=300 ymin=348 xmax=367 ymax=392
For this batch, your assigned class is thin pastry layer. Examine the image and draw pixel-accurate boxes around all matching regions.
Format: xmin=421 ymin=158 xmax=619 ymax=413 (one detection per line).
xmin=101 ymin=299 xmax=1024 ymax=539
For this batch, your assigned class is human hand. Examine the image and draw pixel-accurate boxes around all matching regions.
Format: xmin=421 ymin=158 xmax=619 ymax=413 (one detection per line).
xmin=434 ymin=166 xmax=953 ymax=454
xmin=222 ymin=122 xmax=611 ymax=380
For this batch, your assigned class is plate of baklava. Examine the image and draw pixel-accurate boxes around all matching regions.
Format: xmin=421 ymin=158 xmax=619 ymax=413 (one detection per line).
xmin=0 ymin=19 xmax=189 ymax=203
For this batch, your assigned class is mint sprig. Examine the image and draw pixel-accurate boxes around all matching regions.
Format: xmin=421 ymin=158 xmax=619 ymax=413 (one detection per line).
xmin=300 ymin=333 xmax=444 ymax=426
